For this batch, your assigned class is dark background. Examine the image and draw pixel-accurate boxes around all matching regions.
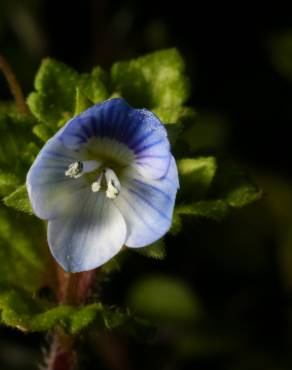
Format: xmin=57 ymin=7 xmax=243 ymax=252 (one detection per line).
xmin=1 ymin=2 xmax=292 ymax=369
xmin=1 ymin=2 xmax=291 ymax=174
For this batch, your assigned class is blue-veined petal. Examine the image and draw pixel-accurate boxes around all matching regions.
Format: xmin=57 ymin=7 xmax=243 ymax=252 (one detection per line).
xmin=48 ymin=193 xmax=127 ymax=272
xmin=114 ymin=156 xmax=179 ymax=247
xmin=130 ymin=108 xmax=171 ymax=179
xmin=59 ymin=99 xmax=133 ymax=150
xmin=60 ymin=99 xmax=171 ymax=178
xmin=26 ymin=136 xmax=90 ymax=219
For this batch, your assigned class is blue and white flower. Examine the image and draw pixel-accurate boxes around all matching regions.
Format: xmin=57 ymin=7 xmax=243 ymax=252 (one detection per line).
xmin=26 ymin=98 xmax=179 ymax=272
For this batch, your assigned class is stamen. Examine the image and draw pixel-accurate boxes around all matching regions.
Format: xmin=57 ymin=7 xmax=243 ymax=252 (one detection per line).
xmin=91 ymin=173 xmax=103 ymax=193
xmin=104 ymin=168 xmax=121 ymax=199
xmin=65 ymin=160 xmax=100 ymax=179
xmin=65 ymin=161 xmax=83 ymax=178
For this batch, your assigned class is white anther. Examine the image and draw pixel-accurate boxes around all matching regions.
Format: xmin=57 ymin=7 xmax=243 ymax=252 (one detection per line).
xmin=65 ymin=160 xmax=100 ymax=180
xmin=65 ymin=161 xmax=83 ymax=178
xmin=104 ymin=168 xmax=121 ymax=199
xmin=106 ymin=181 xmax=119 ymax=199
xmin=91 ymin=173 xmax=103 ymax=193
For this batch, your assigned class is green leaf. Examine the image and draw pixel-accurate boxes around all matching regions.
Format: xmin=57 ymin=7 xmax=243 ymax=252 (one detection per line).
xmin=101 ymin=256 xmax=121 ymax=274
xmin=213 ymin=160 xmax=262 ymax=208
xmin=169 ymin=210 xmax=183 ymax=235
xmin=181 ymin=112 xmax=229 ymax=152
xmin=0 ymin=101 xmax=17 ymax=115
xmin=28 ymin=303 xmax=106 ymax=334
xmin=170 ymin=200 xmax=230 ymax=236
xmin=99 ymin=307 xmax=155 ymax=340
xmin=27 ymin=60 xmax=110 ymax=141
xmin=79 ymin=66 xmax=109 ymax=104
xmin=74 ymin=87 xmax=93 ymax=116
xmin=176 ymin=200 xmax=230 ymax=222
xmin=165 ymin=123 xmax=183 ymax=146
xmin=28 ymin=305 xmax=75 ymax=332
xmin=0 ymin=207 xmax=48 ymax=293
xmin=22 ymin=142 xmax=41 ymax=166
xmin=127 ymin=275 xmax=202 ymax=324
xmin=178 ymin=157 xmax=217 ymax=200
xmin=0 ymin=288 xmax=152 ymax=336
xmin=153 ymin=106 xmax=196 ymax=124
xmin=70 ymin=304 xmax=103 ymax=334
xmin=0 ymin=289 xmax=41 ymax=331
xmin=0 ymin=171 xmax=20 ymax=196
xmin=111 ymin=48 xmax=190 ymax=108
xmin=226 ymin=185 xmax=262 ymax=208
xmin=3 ymin=184 xmax=33 ymax=214
xmin=32 ymin=123 xmax=54 ymax=142
xmin=0 ymin=113 xmax=36 ymax=173
xmin=27 ymin=58 xmax=79 ymax=128
xmin=132 ymin=238 xmax=166 ymax=260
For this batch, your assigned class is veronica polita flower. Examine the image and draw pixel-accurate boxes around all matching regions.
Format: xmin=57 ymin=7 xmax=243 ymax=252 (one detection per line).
xmin=26 ymin=98 xmax=179 ymax=272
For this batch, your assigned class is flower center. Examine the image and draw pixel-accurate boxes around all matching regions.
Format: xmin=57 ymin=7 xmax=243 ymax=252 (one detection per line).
xmin=64 ymin=137 xmax=135 ymax=200
xmin=65 ymin=161 xmax=122 ymax=199
xmin=91 ymin=168 xmax=121 ymax=199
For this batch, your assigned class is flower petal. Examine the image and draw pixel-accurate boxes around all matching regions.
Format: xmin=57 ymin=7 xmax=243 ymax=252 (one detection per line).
xmin=48 ymin=193 xmax=127 ymax=272
xmin=59 ymin=98 xmax=133 ymax=150
xmin=26 ymin=136 xmax=90 ymax=220
xmin=60 ymin=98 xmax=171 ymax=178
xmin=114 ymin=156 xmax=179 ymax=247
xmin=127 ymin=108 xmax=171 ymax=179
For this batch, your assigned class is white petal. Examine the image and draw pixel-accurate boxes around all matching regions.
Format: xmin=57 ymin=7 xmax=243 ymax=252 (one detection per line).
xmin=26 ymin=137 xmax=89 ymax=219
xmin=48 ymin=193 xmax=127 ymax=272
xmin=114 ymin=156 xmax=179 ymax=247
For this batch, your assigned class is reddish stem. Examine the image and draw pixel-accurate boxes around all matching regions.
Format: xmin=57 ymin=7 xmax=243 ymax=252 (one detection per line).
xmin=0 ymin=54 xmax=29 ymax=115
xmin=46 ymin=331 xmax=76 ymax=370
xmin=56 ymin=265 xmax=97 ymax=305
xmin=46 ymin=265 xmax=97 ymax=370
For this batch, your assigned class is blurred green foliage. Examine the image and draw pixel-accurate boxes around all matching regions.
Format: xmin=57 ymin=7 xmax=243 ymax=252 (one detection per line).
xmin=128 ymin=274 xmax=202 ymax=324
xmin=178 ymin=157 xmax=217 ymax=199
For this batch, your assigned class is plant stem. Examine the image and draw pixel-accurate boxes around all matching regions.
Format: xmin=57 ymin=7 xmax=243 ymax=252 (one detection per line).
xmin=46 ymin=330 xmax=76 ymax=370
xmin=0 ymin=54 xmax=29 ymax=115
xmin=46 ymin=266 xmax=97 ymax=370
xmin=56 ymin=266 xmax=97 ymax=305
